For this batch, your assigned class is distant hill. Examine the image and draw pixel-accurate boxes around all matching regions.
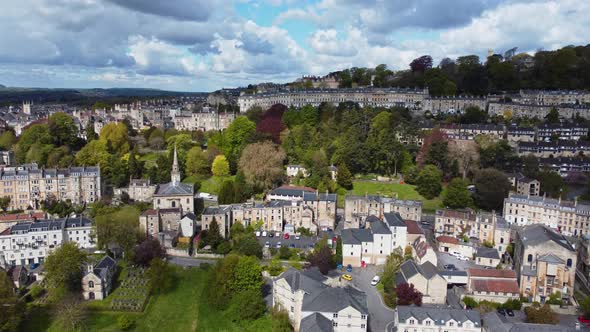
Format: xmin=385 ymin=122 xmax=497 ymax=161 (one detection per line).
xmin=0 ymin=87 xmax=207 ymax=105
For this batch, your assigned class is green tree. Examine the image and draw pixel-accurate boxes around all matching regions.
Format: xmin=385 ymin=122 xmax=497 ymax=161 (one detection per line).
xmin=47 ymin=146 xmax=74 ymax=168
xmin=416 ymin=165 xmax=443 ymax=199
xmin=53 ymin=293 xmax=87 ymax=332
xmin=231 ymin=255 xmax=263 ymax=293
xmin=233 ymin=232 xmax=263 ymax=258
xmin=94 ymin=205 xmax=140 ymax=254
xmin=205 ymin=218 xmax=223 ymax=250
xmin=0 ymin=270 xmax=23 ymax=331
xmin=86 ymin=119 xmax=98 ymax=142
xmin=212 ymin=155 xmax=230 ymax=177
xmin=48 ymin=112 xmax=79 ymax=148
xmin=75 ymin=139 xmax=111 ymax=169
xmin=336 ymin=163 xmax=353 ymax=190
xmin=147 ymin=258 xmax=174 ymax=295
xmin=524 ymin=303 xmax=558 ymax=324
xmin=538 ymin=170 xmax=566 ymax=198
xmin=45 ymin=242 xmax=87 ymax=291
xmin=0 ymin=196 xmax=11 ymax=211
xmin=223 ymin=116 xmax=256 ymax=162
xmin=335 ymin=237 xmax=343 ymax=265
xmin=443 ymin=178 xmax=473 ymax=209
xmin=218 ymin=180 xmax=236 ymax=204
xmin=474 ymin=168 xmax=511 ymax=211
xmin=14 ymin=124 xmax=52 ymax=163
xmin=461 ymin=106 xmax=487 ymax=123
xmin=226 ymin=289 xmax=266 ymax=322
xmin=127 ymin=146 xmax=142 ymax=179
xmin=238 ymin=141 xmax=286 ymax=191
xmin=278 ymin=246 xmax=291 ymax=260
xmin=0 ymin=131 xmax=16 ymax=150
xmin=545 ymin=107 xmax=560 ymax=124
xmin=99 ymin=122 xmax=130 ymax=155
xmin=185 ymin=146 xmax=210 ymax=177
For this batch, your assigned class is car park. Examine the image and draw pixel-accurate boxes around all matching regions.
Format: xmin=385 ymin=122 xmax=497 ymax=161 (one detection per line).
xmin=342 ymin=274 xmax=352 ymax=281
xmin=371 ymin=276 xmax=380 ymax=286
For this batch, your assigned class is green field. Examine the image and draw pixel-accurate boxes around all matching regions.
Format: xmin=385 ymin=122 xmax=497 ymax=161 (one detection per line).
xmin=139 ymin=152 xmax=165 ymax=169
xmin=21 ymin=266 xmax=276 ymax=332
xmin=183 ymin=175 xmax=234 ymax=195
xmin=348 ymin=180 xmax=444 ymax=213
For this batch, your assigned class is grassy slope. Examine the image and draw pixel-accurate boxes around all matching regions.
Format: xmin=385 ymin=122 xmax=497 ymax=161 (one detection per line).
xmin=349 ymin=180 xmax=444 ymax=213
xmin=184 ymin=175 xmax=235 ymax=195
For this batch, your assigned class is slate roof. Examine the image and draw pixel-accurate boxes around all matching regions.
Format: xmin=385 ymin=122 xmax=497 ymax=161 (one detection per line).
xmin=384 ymin=212 xmax=406 ymax=227
xmin=299 ymin=313 xmax=333 ymax=332
xmin=302 ymin=286 xmax=368 ymax=314
xmin=397 ymin=260 xmax=441 ymax=285
xmin=366 ymin=217 xmax=392 ymax=234
xmin=7 ymin=217 xmax=93 ymax=235
xmin=303 ymin=192 xmax=337 ymax=202
xmin=340 ymin=228 xmax=373 ymax=245
xmin=397 ymin=306 xmax=481 ymax=327
xmin=279 ymin=268 xmax=327 ymax=295
xmin=477 ymin=247 xmax=500 ymax=260
xmin=154 ymin=182 xmax=194 ymax=196
xmin=270 ymin=185 xmax=315 ymax=197
xmin=518 ymin=224 xmax=575 ymax=252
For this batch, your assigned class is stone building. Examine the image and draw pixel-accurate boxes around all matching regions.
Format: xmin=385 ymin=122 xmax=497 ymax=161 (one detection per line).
xmin=466 ymin=269 xmax=519 ymax=303
xmin=82 ymin=255 xmax=116 ymax=300
xmin=0 ymin=163 xmax=100 ymax=211
xmin=396 ymin=260 xmax=447 ymax=304
xmin=395 ymin=307 xmax=481 ymax=332
xmin=513 ymin=224 xmax=576 ymax=303
xmin=152 ymin=146 xmax=194 ymax=213
xmin=344 ymin=195 xmax=422 ymax=229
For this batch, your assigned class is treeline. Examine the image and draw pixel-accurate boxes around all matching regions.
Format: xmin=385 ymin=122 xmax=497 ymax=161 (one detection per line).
xmin=332 ymin=44 xmax=590 ymax=95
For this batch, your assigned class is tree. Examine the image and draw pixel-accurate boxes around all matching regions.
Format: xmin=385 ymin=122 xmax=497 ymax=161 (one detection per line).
xmin=474 ymin=168 xmax=511 ymax=211
xmin=410 ymin=55 xmax=433 ymax=73
xmin=270 ymin=306 xmax=293 ymax=332
xmin=0 ymin=196 xmax=10 ymax=211
xmin=443 ymin=178 xmax=473 ymax=209
xmin=524 ymin=303 xmax=558 ymax=324
xmin=117 ymin=314 xmax=135 ymax=331
xmin=218 ymin=180 xmax=237 ymax=204
xmin=309 ymin=243 xmax=335 ymax=275
xmin=396 ymin=283 xmax=423 ymax=306
xmin=185 ymin=146 xmax=210 ymax=177
xmin=45 ymin=242 xmax=87 ymax=291
xmin=238 ymin=141 xmax=286 ymax=191
xmin=226 ymin=289 xmax=266 ymax=322
xmin=335 ymin=237 xmax=343 ymax=265
xmin=133 ymin=238 xmax=166 ymax=267
xmin=233 ymin=232 xmax=263 ymax=258
xmin=100 ymin=122 xmax=130 ymax=155
xmin=212 ymin=155 xmax=230 ymax=177
xmin=48 ymin=112 xmax=79 ymax=148
xmin=0 ymin=131 xmax=16 ymax=150
xmin=538 ymin=170 xmax=566 ymax=198
xmin=47 ymin=146 xmax=74 ymax=168
xmin=336 ymin=163 xmax=353 ymax=189
xmin=0 ymin=270 xmax=22 ymax=331
xmin=462 ymin=106 xmax=487 ymax=123
xmin=278 ymin=245 xmax=291 ymax=260
xmin=545 ymin=107 xmax=560 ymax=124
xmin=205 ymin=218 xmax=223 ymax=250
xmin=223 ymin=116 xmax=256 ymax=162
xmin=416 ymin=165 xmax=443 ymax=199
xmin=53 ymin=293 xmax=87 ymax=332
xmin=147 ymin=258 xmax=174 ymax=294
xmin=14 ymin=124 xmax=52 ymax=163
xmin=127 ymin=147 xmax=142 ymax=179
xmin=94 ymin=205 xmax=140 ymax=254
xmin=449 ymin=140 xmax=479 ymax=179
xmin=231 ymin=255 xmax=264 ymax=293
xmin=522 ymin=155 xmax=540 ymax=179
xmin=75 ymin=139 xmax=111 ymax=169
xmin=86 ymin=119 xmax=98 ymax=142
xmin=580 ymin=296 xmax=590 ymax=318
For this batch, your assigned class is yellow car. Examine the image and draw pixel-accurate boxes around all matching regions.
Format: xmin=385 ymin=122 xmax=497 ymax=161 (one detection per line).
xmin=342 ymin=274 xmax=353 ymax=281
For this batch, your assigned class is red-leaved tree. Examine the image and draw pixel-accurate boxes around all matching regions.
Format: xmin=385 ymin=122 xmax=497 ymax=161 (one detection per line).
xmin=256 ymin=104 xmax=287 ymax=143
xmin=396 ymin=283 xmax=423 ymax=306
xmin=416 ymin=127 xmax=448 ymax=167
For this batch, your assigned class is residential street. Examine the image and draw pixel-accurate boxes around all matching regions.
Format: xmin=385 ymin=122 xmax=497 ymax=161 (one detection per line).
xmin=348 ymin=265 xmax=396 ymax=332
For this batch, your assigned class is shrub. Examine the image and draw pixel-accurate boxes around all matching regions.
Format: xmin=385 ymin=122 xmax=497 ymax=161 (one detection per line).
xmin=278 ymin=246 xmax=291 ymax=260
xmin=546 ymin=291 xmax=563 ymax=305
xmin=268 ymin=259 xmax=283 ymax=276
xmin=117 ymin=314 xmax=135 ymax=331
xmin=383 ymin=291 xmax=397 ymax=308
xmin=524 ymin=303 xmax=558 ymax=324
xmin=502 ymin=299 xmax=522 ymax=310
xmin=29 ymin=285 xmax=44 ymax=299
xmin=216 ymin=241 xmax=232 ymax=255
xmin=463 ymin=296 xmax=478 ymax=309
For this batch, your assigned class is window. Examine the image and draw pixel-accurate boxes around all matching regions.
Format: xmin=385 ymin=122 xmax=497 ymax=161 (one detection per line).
xmin=449 ymin=322 xmax=454 ymax=327
xmin=361 ymin=324 xmax=365 ymax=328
xmin=527 ymin=254 xmax=533 ymax=263
xmin=290 ymin=306 xmax=293 ymax=313
xmin=409 ymin=319 xmax=415 ymax=324
xmin=333 ymin=313 xmax=338 ymax=318
xmin=361 ymin=315 xmax=366 ymax=320
xmin=332 ymin=322 xmax=338 ymax=327
xmin=88 ymin=281 xmax=94 ymax=288
xmin=567 ymin=258 xmax=573 ymax=268
xmin=425 ymin=321 xmax=431 ymax=326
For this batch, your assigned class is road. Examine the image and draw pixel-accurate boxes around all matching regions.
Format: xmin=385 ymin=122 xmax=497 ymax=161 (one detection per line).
xmin=166 ymin=256 xmax=217 ymax=267
xmin=348 ymin=265 xmax=396 ymax=332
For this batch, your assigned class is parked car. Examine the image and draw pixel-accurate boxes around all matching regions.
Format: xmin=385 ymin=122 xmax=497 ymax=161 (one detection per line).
xmin=268 ymin=232 xmax=274 ymax=238
xmin=443 ymin=264 xmax=457 ymax=270
xmin=264 ymin=241 xmax=270 ymax=248
xmin=371 ymin=276 xmax=380 ymax=286
xmin=276 ymin=241 xmax=282 ymax=248
xmin=342 ymin=274 xmax=353 ymax=281
xmin=578 ymin=316 xmax=590 ymax=324
xmin=506 ymin=309 xmax=514 ymax=317
xmin=255 ymin=231 xmax=261 ymax=237
xmin=457 ymin=255 xmax=469 ymax=261
xmin=30 ymin=263 xmax=40 ymax=270
xmin=262 ymin=231 xmax=267 ymax=237
xmin=289 ymin=243 xmax=296 ymax=248
xmin=295 ymin=234 xmax=301 ymax=240
xmin=346 ymin=264 xmax=352 ymax=272
xmin=275 ymin=232 xmax=281 ymax=237
xmin=497 ymin=308 xmax=506 ymax=316
xmin=283 ymin=233 xmax=290 ymax=240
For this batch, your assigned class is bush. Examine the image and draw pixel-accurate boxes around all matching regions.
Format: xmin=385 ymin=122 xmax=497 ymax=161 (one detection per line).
xmin=278 ymin=246 xmax=291 ymax=260
xmin=524 ymin=303 xmax=558 ymax=324
xmin=546 ymin=291 xmax=563 ymax=305
xmin=216 ymin=241 xmax=232 ymax=255
xmin=29 ymin=285 xmax=44 ymax=299
xmin=117 ymin=314 xmax=135 ymax=331
xmin=463 ymin=296 xmax=478 ymax=309
xmin=383 ymin=291 xmax=397 ymax=308
xmin=226 ymin=289 xmax=266 ymax=322
xmin=268 ymin=259 xmax=283 ymax=276
xmin=502 ymin=299 xmax=522 ymax=310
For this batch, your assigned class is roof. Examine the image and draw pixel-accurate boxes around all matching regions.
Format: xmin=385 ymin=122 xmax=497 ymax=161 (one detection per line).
xmin=299 ymin=313 xmax=333 ymax=332
xmin=397 ymin=260 xmax=441 ymax=284
xmin=468 ymin=268 xmax=516 ymax=279
xmin=537 ymin=253 xmax=565 ymax=264
xmin=518 ymin=224 xmax=575 ymax=252
xmin=436 ymin=209 xmax=476 ymax=221
xmin=412 ymin=238 xmax=432 ymax=259
xmin=366 ymin=217 xmax=392 ymax=234
xmin=384 ymin=212 xmax=406 ymax=227
xmin=0 ymin=212 xmax=45 ymax=222
xmin=471 ymin=279 xmax=519 ymax=294
xmin=302 ymin=286 xmax=368 ymax=314
xmin=340 ymin=228 xmax=373 ymax=244
xmin=154 ymin=182 xmax=194 ymax=196
xmin=303 ymin=192 xmax=337 ymax=202
xmin=279 ymin=268 xmax=327 ymax=294
xmin=437 ymin=235 xmax=459 ymax=245
xmin=404 ymin=219 xmax=423 ymax=234
xmin=477 ymin=247 xmax=500 ymax=259
xmin=397 ymin=306 xmax=481 ymax=327
xmin=270 ymin=185 xmax=315 ymax=197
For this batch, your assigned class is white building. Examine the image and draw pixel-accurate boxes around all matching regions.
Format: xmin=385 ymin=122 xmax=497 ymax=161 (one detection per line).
xmin=395 ymin=306 xmax=482 ymax=332
xmin=0 ymin=217 xmax=94 ymax=267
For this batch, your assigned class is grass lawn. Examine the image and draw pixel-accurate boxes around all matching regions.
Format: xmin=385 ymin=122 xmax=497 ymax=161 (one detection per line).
xmin=21 ymin=266 xmax=276 ymax=332
xmin=139 ymin=152 xmax=165 ymax=169
xmin=185 ymin=175 xmax=234 ymax=195
xmin=349 ymin=180 xmax=444 ymax=213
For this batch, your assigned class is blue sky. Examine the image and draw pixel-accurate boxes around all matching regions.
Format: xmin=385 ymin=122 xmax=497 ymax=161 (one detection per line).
xmin=0 ymin=0 xmax=588 ymax=92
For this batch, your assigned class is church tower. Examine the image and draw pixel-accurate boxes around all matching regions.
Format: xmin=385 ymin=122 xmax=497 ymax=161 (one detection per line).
xmin=171 ymin=144 xmax=180 ymax=185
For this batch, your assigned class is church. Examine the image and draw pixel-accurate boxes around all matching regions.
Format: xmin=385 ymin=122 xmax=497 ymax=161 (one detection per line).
xmin=153 ymin=145 xmax=195 ymax=213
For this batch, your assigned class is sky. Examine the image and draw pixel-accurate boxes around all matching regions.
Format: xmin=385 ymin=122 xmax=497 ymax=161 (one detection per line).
xmin=0 ymin=0 xmax=589 ymax=92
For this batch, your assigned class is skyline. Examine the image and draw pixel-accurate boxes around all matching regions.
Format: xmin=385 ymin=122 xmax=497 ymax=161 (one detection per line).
xmin=1 ymin=0 xmax=589 ymax=92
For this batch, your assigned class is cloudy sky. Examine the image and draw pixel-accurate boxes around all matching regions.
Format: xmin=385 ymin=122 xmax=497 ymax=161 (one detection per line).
xmin=0 ymin=0 xmax=588 ymax=92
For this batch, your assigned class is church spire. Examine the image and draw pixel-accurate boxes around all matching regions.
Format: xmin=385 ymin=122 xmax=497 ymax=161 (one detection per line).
xmin=171 ymin=144 xmax=180 ymax=185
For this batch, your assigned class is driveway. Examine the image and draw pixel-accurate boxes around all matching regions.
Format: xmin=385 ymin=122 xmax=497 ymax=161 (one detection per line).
xmin=348 ymin=265 xmax=395 ymax=332
xmin=436 ymin=252 xmax=478 ymax=271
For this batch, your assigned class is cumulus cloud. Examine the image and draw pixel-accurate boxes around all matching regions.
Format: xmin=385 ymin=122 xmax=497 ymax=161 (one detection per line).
xmin=105 ymin=0 xmax=216 ymax=21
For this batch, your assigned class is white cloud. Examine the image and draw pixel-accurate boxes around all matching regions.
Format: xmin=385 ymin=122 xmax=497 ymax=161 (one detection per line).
xmin=127 ymin=37 xmax=204 ymax=76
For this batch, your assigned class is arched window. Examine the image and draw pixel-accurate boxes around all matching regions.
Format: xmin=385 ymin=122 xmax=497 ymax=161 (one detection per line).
xmin=567 ymin=258 xmax=573 ymax=268
xmin=88 ymin=281 xmax=94 ymax=288
xmin=157 ymin=199 xmax=161 ymax=205
xmin=500 ymin=238 xmax=504 ymax=244
xmin=172 ymin=201 xmax=176 ymax=208
xmin=527 ymin=254 xmax=533 ymax=263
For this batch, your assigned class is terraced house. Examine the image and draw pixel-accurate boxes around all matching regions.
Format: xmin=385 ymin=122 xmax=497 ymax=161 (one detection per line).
xmin=344 ymin=195 xmax=422 ymax=229
xmin=395 ymin=306 xmax=481 ymax=332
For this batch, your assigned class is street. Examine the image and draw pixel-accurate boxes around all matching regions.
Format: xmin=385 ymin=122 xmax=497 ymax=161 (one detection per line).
xmin=348 ymin=265 xmax=396 ymax=332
